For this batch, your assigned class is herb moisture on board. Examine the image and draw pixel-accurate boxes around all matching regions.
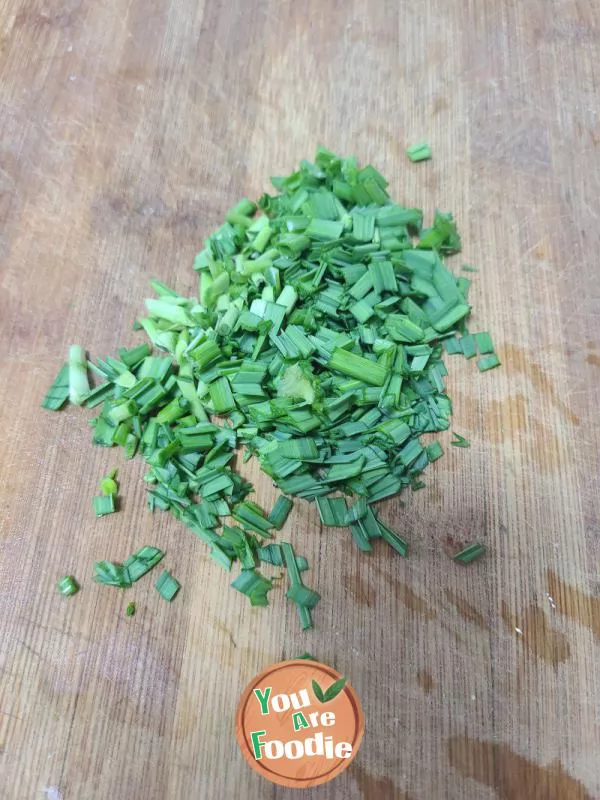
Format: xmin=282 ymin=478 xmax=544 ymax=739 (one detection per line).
xmin=44 ymin=147 xmax=499 ymax=629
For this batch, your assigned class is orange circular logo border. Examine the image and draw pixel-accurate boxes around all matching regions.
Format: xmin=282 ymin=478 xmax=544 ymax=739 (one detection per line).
xmin=235 ymin=659 xmax=364 ymax=789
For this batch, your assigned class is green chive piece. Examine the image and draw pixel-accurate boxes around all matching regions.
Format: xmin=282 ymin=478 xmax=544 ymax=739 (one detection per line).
xmin=68 ymin=345 xmax=90 ymax=405
xmin=316 ymin=497 xmax=347 ymax=526
xmin=126 ymin=602 xmax=136 ymax=616
xmin=426 ymin=441 xmax=444 ymax=462
xmin=451 ymin=432 xmax=470 ymax=448
xmin=282 ymin=541 xmax=320 ymax=630
xmin=474 ymin=332 xmax=494 ymax=354
xmin=57 ymin=575 xmax=79 ymax=596
xmin=328 ymin=348 xmax=388 ymax=386
xmin=460 ymin=334 xmax=477 ymax=359
xmin=155 ymin=570 xmax=181 ymax=601
xmin=93 ymin=560 xmax=131 ymax=588
xmin=453 ymin=542 xmax=486 ymax=564
xmin=267 ymin=495 xmax=294 ymax=530
xmin=42 ymin=363 xmax=70 ymax=411
xmin=93 ymin=494 xmax=116 ymax=517
xmin=378 ymin=520 xmax=409 ymax=557
xmin=461 ymin=264 xmax=478 ymax=273
xmin=100 ymin=470 xmax=118 ymax=496
xmin=124 ymin=546 xmax=164 ymax=582
xmin=406 ymin=142 xmax=432 ymax=162
xmin=477 ymin=353 xmax=501 ymax=372
xmin=231 ymin=568 xmax=273 ymax=607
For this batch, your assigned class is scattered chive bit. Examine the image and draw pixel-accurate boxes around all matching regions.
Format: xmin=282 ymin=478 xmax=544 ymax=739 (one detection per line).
xmin=474 ymin=332 xmax=494 ymax=355
xmin=43 ymin=147 xmax=499 ymax=628
xmin=477 ymin=353 xmax=501 ymax=372
xmin=461 ymin=264 xmax=478 ymax=273
xmin=453 ymin=542 xmax=486 ymax=564
xmin=42 ymin=363 xmax=70 ymax=411
xmin=124 ymin=545 xmax=165 ymax=581
xmin=451 ymin=432 xmax=470 ymax=448
xmin=100 ymin=469 xmax=118 ymax=496
xmin=93 ymin=494 xmax=116 ymax=517
xmin=93 ymin=560 xmax=131 ymax=588
xmin=92 ymin=546 xmax=164 ymax=590
xmin=126 ymin=602 xmax=136 ymax=616
xmin=155 ymin=570 xmax=181 ymax=601
xmin=57 ymin=575 xmax=79 ymax=596
xmin=406 ymin=142 xmax=432 ymax=162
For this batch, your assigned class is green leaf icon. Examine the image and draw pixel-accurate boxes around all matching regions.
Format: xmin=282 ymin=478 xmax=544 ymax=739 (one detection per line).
xmin=312 ymin=679 xmax=325 ymax=703
xmin=323 ymin=676 xmax=347 ymax=702
xmin=312 ymin=676 xmax=347 ymax=703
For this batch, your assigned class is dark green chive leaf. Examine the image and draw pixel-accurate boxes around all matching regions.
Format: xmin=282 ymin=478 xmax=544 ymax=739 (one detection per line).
xmin=453 ymin=542 xmax=486 ymax=564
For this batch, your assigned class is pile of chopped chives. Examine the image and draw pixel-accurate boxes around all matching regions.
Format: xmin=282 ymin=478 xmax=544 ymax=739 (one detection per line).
xmin=44 ymin=147 xmax=496 ymax=628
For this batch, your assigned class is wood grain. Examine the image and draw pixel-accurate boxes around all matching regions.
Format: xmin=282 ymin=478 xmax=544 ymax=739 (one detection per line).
xmin=1 ymin=1 xmax=599 ymax=798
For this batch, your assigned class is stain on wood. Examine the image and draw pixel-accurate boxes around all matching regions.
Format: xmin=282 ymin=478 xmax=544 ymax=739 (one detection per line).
xmin=445 ymin=589 xmax=488 ymax=630
xmin=547 ymin=571 xmax=600 ymax=639
xmin=447 ymin=736 xmax=593 ymax=799
xmin=502 ymin=345 xmax=580 ymax=426
xmin=343 ymin=572 xmax=375 ymax=608
xmin=352 ymin=763 xmax=412 ymax=800
xmin=417 ymin=670 xmax=434 ymax=694
xmin=390 ymin=580 xmax=437 ymax=620
xmin=501 ymin=601 xmax=571 ymax=666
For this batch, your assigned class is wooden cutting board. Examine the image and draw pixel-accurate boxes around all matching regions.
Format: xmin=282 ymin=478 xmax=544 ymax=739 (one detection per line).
xmin=1 ymin=1 xmax=599 ymax=798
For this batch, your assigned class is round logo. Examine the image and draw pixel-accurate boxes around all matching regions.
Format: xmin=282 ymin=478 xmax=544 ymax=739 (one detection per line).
xmin=235 ymin=659 xmax=364 ymax=789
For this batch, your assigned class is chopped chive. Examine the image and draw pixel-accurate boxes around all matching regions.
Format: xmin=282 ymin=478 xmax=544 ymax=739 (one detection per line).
xmin=316 ymin=497 xmax=347 ymax=526
xmin=93 ymin=494 xmax=116 ymax=517
xmin=426 ymin=441 xmax=444 ymax=462
xmin=126 ymin=602 xmax=136 ymax=616
xmin=42 ymin=363 xmax=70 ymax=411
xmin=451 ymin=432 xmax=470 ymax=448
xmin=68 ymin=345 xmax=90 ymax=405
xmin=459 ymin=334 xmax=477 ymax=359
xmin=231 ymin=568 xmax=273 ymax=607
xmin=461 ymin=264 xmax=478 ymax=273
xmin=100 ymin=470 xmax=118 ymax=496
xmin=282 ymin=541 xmax=319 ymax=630
xmin=474 ymin=332 xmax=494 ymax=354
xmin=328 ymin=348 xmax=388 ymax=386
xmin=477 ymin=353 xmax=501 ymax=372
xmin=378 ymin=520 xmax=409 ymax=557
xmin=155 ymin=570 xmax=181 ymax=601
xmin=93 ymin=560 xmax=131 ymax=588
xmin=45 ymin=147 xmax=498 ymax=629
xmin=267 ymin=495 xmax=294 ymax=530
xmin=406 ymin=142 xmax=432 ymax=162
xmin=57 ymin=575 xmax=79 ymax=596
xmin=124 ymin=546 xmax=164 ymax=581
xmin=453 ymin=542 xmax=486 ymax=564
